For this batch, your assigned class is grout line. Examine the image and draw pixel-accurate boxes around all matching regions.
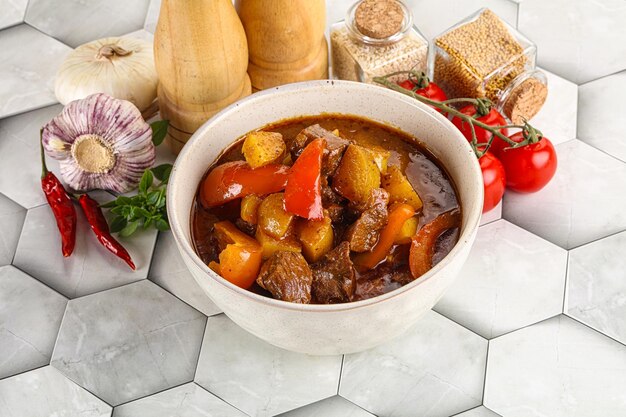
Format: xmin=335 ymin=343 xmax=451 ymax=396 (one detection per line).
xmin=449 ymin=405 xmax=482 ymax=417
xmin=112 ymin=380 xmax=191 ymax=408
xmin=23 ymin=21 xmax=73 ymax=49
xmin=430 ymin=309 xmax=489 ymax=341
xmin=566 ymin=227 xmax=626 ymax=252
xmin=192 ymin=381 xmax=252 ymax=416
xmin=561 ymin=251 xmax=570 ymax=314
xmin=336 ymin=355 xmax=345 ymax=395
xmin=565 ymin=314 xmax=626 ymax=350
xmin=48 ymin=365 xmax=114 ymax=408
xmin=338 ymin=396 xmax=379 ymax=417
xmin=191 ymin=314 xmax=211 ymax=383
xmin=481 ymin=340 xmax=490 ymax=404
xmin=577 ymin=68 xmax=626 ymax=87
xmin=0 ymin=363 xmax=48 ymax=382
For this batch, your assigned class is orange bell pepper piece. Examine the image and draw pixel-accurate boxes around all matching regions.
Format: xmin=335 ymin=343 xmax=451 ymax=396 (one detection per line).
xmin=284 ymin=138 xmax=325 ymax=220
xmin=409 ymin=209 xmax=461 ymax=279
xmin=211 ymin=221 xmax=262 ymax=289
xmin=200 ymin=161 xmax=290 ymax=208
xmin=354 ymin=203 xmax=415 ymax=269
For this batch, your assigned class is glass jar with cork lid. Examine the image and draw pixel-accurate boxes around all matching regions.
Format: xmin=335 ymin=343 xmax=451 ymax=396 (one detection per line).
xmin=330 ymin=0 xmax=428 ymax=84
xmin=431 ymin=8 xmax=548 ymax=123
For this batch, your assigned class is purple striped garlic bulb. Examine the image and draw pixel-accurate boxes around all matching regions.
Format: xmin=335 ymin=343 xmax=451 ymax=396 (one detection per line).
xmin=42 ymin=93 xmax=156 ymax=193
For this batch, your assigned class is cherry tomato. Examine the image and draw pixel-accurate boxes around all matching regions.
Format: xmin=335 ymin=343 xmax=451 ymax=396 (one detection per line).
xmin=397 ymin=79 xmax=447 ymax=112
xmin=499 ymin=132 xmax=557 ymax=193
xmin=451 ymin=105 xmax=509 ymax=148
xmin=479 ymin=152 xmax=506 ymax=213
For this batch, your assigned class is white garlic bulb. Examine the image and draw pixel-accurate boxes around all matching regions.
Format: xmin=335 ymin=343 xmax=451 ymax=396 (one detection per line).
xmin=55 ymin=37 xmax=158 ymax=113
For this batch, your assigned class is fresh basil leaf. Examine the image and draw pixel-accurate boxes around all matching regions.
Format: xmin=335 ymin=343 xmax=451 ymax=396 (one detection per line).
xmin=115 ymin=196 xmax=132 ymax=206
xmin=147 ymin=190 xmax=160 ymax=205
xmin=110 ymin=206 xmax=125 ymax=216
xmin=143 ymin=217 xmax=153 ymax=229
xmin=109 ymin=216 xmax=127 ymax=233
xmin=139 ymin=169 xmax=153 ymax=194
xmin=150 ymin=120 xmax=169 ymax=146
xmin=136 ymin=207 xmax=151 ymax=218
xmin=119 ymin=221 xmax=139 ymax=237
xmin=152 ymin=163 xmax=173 ymax=183
xmin=156 ymin=218 xmax=170 ymax=231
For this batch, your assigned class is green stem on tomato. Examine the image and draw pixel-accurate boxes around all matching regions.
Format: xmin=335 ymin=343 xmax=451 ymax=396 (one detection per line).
xmin=373 ymin=71 xmax=541 ymax=158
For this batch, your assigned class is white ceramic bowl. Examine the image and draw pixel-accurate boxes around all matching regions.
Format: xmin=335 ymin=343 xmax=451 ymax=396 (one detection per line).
xmin=168 ymin=80 xmax=483 ymax=355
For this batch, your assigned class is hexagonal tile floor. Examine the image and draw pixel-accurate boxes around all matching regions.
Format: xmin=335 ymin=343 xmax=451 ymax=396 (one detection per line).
xmin=1 ymin=1 xmax=626 ymax=416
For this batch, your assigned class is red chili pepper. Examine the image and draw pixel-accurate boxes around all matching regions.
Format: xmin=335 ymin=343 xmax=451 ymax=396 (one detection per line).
xmin=200 ymin=161 xmax=290 ymax=208
xmin=78 ymin=194 xmax=136 ymax=270
xmin=284 ymin=138 xmax=324 ymax=220
xmin=40 ymin=140 xmax=76 ymax=257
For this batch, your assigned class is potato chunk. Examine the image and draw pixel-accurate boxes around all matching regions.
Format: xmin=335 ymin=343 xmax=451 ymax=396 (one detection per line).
xmin=256 ymin=228 xmax=302 ymax=260
xmin=364 ymin=146 xmax=391 ymax=175
xmin=257 ymin=193 xmax=294 ymax=239
xmin=297 ymin=211 xmax=334 ymax=263
xmin=382 ymin=166 xmax=423 ymax=211
xmin=242 ymin=131 xmax=286 ymax=168
xmin=240 ymin=194 xmax=262 ymax=225
xmin=394 ymin=216 xmax=418 ymax=244
xmin=333 ymin=144 xmax=381 ymax=205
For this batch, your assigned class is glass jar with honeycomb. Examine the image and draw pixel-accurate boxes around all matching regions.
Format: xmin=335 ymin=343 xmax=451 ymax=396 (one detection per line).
xmin=330 ymin=0 xmax=428 ymax=84
xmin=431 ymin=8 xmax=547 ymax=123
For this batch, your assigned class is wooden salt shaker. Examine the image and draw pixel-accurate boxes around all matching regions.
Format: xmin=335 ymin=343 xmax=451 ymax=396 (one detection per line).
xmin=237 ymin=0 xmax=329 ymax=90
xmin=154 ymin=0 xmax=252 ymax=154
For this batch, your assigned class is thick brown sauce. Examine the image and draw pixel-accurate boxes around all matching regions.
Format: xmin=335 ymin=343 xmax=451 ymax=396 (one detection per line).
xmin=191 ymin=115 xmax=460 ymax=302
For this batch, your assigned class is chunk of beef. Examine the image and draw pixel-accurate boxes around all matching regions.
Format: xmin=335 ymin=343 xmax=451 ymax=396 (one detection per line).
xmin=352 ymin=264 xmax=401 ymax=302
xmin=256 ymin=251 xmax=312 ymax=303
xmin=326 ymin=204 xmax=345 ymax=224
xmin=311 ymin=242 xmax=356 ymax=304
xmin=344 ymin=188 xmax=389 ymax=252
xmin=290 ymin=124 xmax=350 ymax=176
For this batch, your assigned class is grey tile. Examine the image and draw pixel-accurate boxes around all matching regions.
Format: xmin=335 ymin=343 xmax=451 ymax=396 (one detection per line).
xmin=0 ymin=0 xmax=28 ymax=30
xmin=149 ymin=231 xmax=221 ymax=317
xmin=0 ymin=266 xmax=67 ymax=379
xmin=484 ymin=315 xmax=626 ymax=417
xmin=0 ymin=25 xmax=70 ymax=119
xmin=480 ymin=201 xmax=502 ymax=226
xmin=530 ymin=68 xmax=578 ymax=146
xmin=50 ymin=280 xmax=206 ymax=406
xmin=339 ymin=311 xmax=487 ymax=417
xmin=502 ymin=139 xmax=626 ymax=249
xmin=518 ymin=0 xmax=626 ymax=84
xmin=578 ymin=71 xmax=626 ymax=162
xmin=14 ymin=193 xmax=157 ymax=298
xmin=25 ymin=0 xmax=151 ymax=48
xmin=0 ymin=366 xmax=111 ymax=417
xmin=566 ymin=230 xmax=626 ymax=345
xmin=435 ymin=220 xmax=567 ymax=339
xmin=455 ymin=406 xmax=501 ymax=417
xmin=112 ymin=382 xmax=246 ymax=417
xmin=278 ymin=396 xmax=374 ymax=417
xmin=0 ymin=194 xmax=25 ymax=265
xmin=0 ymin=104 xmax=63 ymax=209
xmin=195 ymin=314 xmax=342 ymax=417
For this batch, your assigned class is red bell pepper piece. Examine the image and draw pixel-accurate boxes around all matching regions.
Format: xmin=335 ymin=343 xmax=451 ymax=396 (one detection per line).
xmin=200 ymin=161 xmax=290 ymax=208
xmin=284 ymin=138 xmax=324 ymax=220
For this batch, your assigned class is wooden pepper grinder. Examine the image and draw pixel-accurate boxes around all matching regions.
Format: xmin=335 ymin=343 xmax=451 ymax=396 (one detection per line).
xmin=154 ymin=0 xmax=252 ymax=154
xmin=237 ymin=0 xmax=329 ymax=91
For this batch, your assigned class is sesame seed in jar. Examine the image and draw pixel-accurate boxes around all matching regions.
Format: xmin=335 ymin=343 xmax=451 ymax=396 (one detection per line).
xmin=330 ymin=0 xmax=428 ymax=84
xmin=432 ymin=8 xmax=547 ymax=121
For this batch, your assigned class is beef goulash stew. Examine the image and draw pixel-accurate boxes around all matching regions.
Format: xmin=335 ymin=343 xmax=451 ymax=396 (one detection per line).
xmin=191 ymin=115 xmax=461 ymax=304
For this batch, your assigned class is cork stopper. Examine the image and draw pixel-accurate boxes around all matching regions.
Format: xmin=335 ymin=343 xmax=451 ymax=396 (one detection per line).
xmin=355 ymin=0 xmax=404 ymax=39
xmin=502 ymin=77 xmax=548 ymax=124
